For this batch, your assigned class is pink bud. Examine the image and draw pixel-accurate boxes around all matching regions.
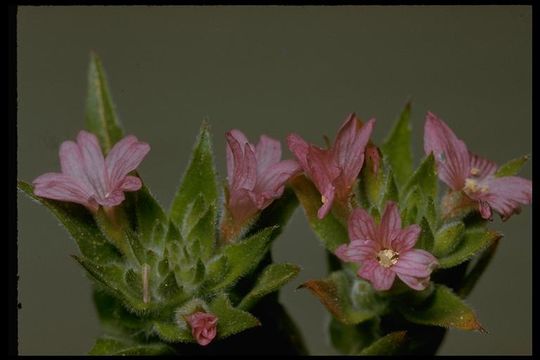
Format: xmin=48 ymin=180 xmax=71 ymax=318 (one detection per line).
xmin=185 ymin=312 xmax=218 ymax=346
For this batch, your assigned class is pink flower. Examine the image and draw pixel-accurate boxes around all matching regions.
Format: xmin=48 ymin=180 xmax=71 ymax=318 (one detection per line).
xmin=287 ymin=114 xmax=375 ymax=219
xmin=226 ymin=130 xmax=300 ymax=224
xmin=185 ymin=312 xmax=218 ymax=346
xmin=32 ymin=130 xmax=150 ymax=212
xmin=424 ymin=112 xmax=532 ymax=220
xmin=336 ymin=202 xmax=438 ymax=291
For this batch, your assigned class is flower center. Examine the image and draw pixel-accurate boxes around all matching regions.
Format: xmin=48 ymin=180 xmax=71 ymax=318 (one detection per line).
xmin=376 ymin=249 xmax=399 ymax=268
xmin=464 ymin=178 xmax=489 ymax=195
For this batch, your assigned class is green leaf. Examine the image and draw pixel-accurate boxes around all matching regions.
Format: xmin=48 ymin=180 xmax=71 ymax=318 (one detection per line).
xmin=181 ymin=194 xmax=209 ymax=236
xmin=381 ymin=169 xmax=400 ymax=206
xmin=432 ymin=221 xmax=465 ymax=257
xmin=17 ymin=181 xmax=120 ymax=264
xmin=157 ymin=271 xmax=183 ymax=301
xmin=213 ymin=227 xmax=276 ymax=291
xmin=398 ymin=284 xmax=483 ymax=331
xmin=92 ymin=289 xmax=149 ymax=336
xmin=126 ymin=185 xmax=167 ymax=249
xmin=152 ymin=321 xmax=193 ymax=343
xmin=401 ymin=186 xmax=421 ymax=226
xmin=169 ymin=121 xmax=218 ymax=230
xmin=358 ymin=151 xmax=385 ymax=208
xmin=403 ymin=154 xmax=438 ymax=201
xmin=329 ymin=317 xmax=380 ymax=355
xmin=438 ymin=228 xmax=502 ymax=269
xmin=73 ymin=255 xmax=148 ymax=313
xmin=360 ymin=331 xmax=408 ymax=355
xmin=89 ymin=336 xmax=175 ymax=355
xmin=290 ymin=175 xmax=348 ymax=251
xmin=209 ymin=293 xmax=261 ymax=338
xmin=495 ymin=154 xmax=530 ymax=177
xmin=85 ymin=52 xmax=123 ymax=153
xmin=238 ymin=263 xmax=300 ymax=310
xmin=249 ymin=186 xmax=299 ymax=242
xmin=458 ymin=237 xmax=501 ymax=298
xmin=201 ymin=255 xmax=230 ymax=291
xmin=381 ymin=102 xmax=413 ymax=188
xmin=185 ymin=205 xmax=216 ymax=262
xmin=93 ymin=207 xmax=133 ymax=261
xmin=300 ymin=271 xmax=386 ymax=325
xmin=416 ymin=217 xmax=434 ymax=251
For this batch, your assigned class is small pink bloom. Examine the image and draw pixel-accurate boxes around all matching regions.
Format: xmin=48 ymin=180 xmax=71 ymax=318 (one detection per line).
xmin=335 ymin=202 xmax=438 ymax=291
xmin=287 ymin=114 xmax=375 ymax=219
xmin=185 ymin=312 xmax=218 ymax=346
xmin=33 ymin=131 xmax=150 ymax=211
xmin=424 ymin=112 xmax=532 ymax=220
xmin=226 ymin=130 xmax=300 ymax=224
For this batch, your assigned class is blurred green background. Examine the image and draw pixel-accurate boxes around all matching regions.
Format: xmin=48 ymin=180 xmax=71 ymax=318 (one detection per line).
xmin=17 ymin=6 xmax=531 ymax=355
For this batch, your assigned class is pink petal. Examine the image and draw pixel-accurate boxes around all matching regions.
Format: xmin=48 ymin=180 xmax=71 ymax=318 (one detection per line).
xmin=76 ymin=131 xmax=108 ymax=200
xmin=254 ymin=160 xmax=300 ymax=197
xmin=118 ymin=176 xmax=142 ymax=192
xmin=226 ymin=131 xmax=257 ymax=191
xmin=348 ymin=208 xmax=378 ymax=243
xmin=396 ymin=273 xmax=430 ymax=291
xmin=32 ymin=172 xmax=97 ymax=211
xmin=469 ymin=152 xmax=497 ymax=179
xmin=357 ymin=259 xmax=379 ymax=281
xmin=240 ymin=143 xmax=258 ymax=191
xmin=226 ymin=131 xmax=243 ymax=188
xmin=105 ymin=135 xmax=150 ymax=189
xmin=306 ymin=147 xmax=341 ymax=190
xmin=333 ymin=115 xmax=375 ymax=192
xmin=478 ymin=200 xmax=492 ymax=219
xmin=317 ymin=185 xmax=335 ymax=219
xmin=98 ymin=190 xmax=125 ymax=208
xmin=371 ymin=265 xmax=396 ymax=291
xmin=392 ymin=249 xmax=438 ymax=278
xmin=424 ymin=112 xmax=470 ymax=190
xmin=306 ymin=146 xmax=340 ymax=219
xmin=481 ymin=176 xmax=532 ymax=221
xmin=59 ymin=140 xmax=93 ymax=192
xmin=255 ymin=135 xmax=282 ymax=174
xmin=335 ymin=240 xmax=379 ymax=263
xmin=228 ymin=188 xmax=258 ymax=224
xmin=391 ymin=224 xmax=421 ymax=252
xmin=226 ymin=129 xmax=253 ymax=185
xmin=378 ymin=201 xmax=402 ymax=248
xmin=287 ymin=133 xmax=310 ymax=171
xmin=365 ymin=145 xmax=381 ymax=175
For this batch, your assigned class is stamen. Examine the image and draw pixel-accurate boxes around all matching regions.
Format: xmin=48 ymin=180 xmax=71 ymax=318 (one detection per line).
xmin=142 ymin=264 xmax=150 ymax=304
xmin=321 ymin=195 xmax=327 ymax=204
xmin=376 ymin=249 xmax=399 ymax=268
xmin=470 ymin=167 xmax=480 ymax=176
xmin=464 ymin=178 xmax=479 ymax=193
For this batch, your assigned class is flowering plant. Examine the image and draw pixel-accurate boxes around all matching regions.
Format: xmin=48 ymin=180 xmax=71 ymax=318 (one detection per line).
xmin=18 ymin=54 xmax=531 ymax=355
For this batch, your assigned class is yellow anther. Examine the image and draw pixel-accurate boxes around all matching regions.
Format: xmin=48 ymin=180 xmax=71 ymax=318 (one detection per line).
xmin=464 ymin=178 xmax=479 ymax=193
xmin=376 ymin=249 xmax=399 ymax=268
xmin=470 ymin=167 xmax=480 ymax=176
xmin=321 ymin=195 xmax=327 ymax=204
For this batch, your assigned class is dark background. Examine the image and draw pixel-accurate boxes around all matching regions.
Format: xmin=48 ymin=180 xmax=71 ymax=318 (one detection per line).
xmin=17 ymin=6 xmax=531 ymax=355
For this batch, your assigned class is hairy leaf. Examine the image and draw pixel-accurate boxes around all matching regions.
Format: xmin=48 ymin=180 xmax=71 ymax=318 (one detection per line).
xmin=169 ymin=122 xmax=218 ymax=230
xmin=381 ymin=102 xmax=413 ymax=188
xmin=238 ymin=263 xmax=300 ymax=310
xmin=398 ymin=284 xmax=483 ymax=331
xmin=495 ymin=154 xmax=530 ymax=177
